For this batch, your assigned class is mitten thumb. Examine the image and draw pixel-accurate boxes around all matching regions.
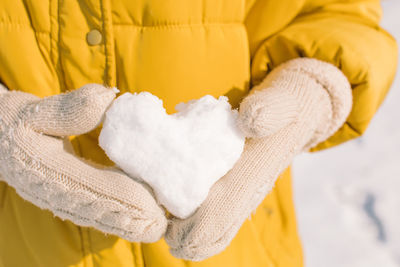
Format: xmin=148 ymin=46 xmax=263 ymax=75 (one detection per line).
xmin=238 ymin=86 xmax=299 ymax=138
xmin=26 ymin=83 xmax=116 ymax=136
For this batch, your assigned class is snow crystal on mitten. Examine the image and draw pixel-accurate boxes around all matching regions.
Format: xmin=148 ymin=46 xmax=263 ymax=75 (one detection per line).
xmin=99 ymin=92 xmax=245 ymax=218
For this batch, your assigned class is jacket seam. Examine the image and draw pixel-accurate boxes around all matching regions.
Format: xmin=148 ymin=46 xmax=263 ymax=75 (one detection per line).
xmin=49 ymin=0 xmax=53 ymax=67
xmin=0 ymin=182 xmax=7 ymax=210
xmin=100 ymin=0 xmax=108 ymax=87
xmin=100 ymin=0 xmax=116 ymax=87
xmin=77 ymin=227 xmax=86 ymax=267
xmin=0 ymin=22 xmax=48 ymax=33
xmin=86 ymin=229 xmax=95 ymax=267
xmin=57 ymin=0 xmax=67 ymax=91
xmin=113 ymin=22 xmax=243 ymax=30
xmin=113 ymin=19 xmax=242 ymax=26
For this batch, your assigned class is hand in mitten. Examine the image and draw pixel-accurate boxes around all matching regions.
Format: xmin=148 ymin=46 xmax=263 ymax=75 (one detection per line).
xmin=0 ymin=83 xmax=166 ymax=242
xmin=165 ymin=58 xmax=353 ymax=260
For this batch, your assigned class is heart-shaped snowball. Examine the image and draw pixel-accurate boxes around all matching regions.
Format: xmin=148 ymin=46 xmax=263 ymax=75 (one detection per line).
xmin=99 ymin=92 xmax=245 ymax=218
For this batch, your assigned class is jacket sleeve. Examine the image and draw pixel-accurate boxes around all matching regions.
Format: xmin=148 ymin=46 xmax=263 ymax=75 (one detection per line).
xmin=246 ymin=0 xmax=398 ymax=151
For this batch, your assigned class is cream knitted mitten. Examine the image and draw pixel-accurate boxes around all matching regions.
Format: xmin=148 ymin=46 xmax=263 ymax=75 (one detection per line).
xmin=0 ymin=83 xmax=167 ymax=243
xmin=165 ymin=58 xmax=353 ymax=260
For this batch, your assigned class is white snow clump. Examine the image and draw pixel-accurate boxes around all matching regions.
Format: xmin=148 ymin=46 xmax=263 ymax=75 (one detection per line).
xmin=99 ymin=92 xmax=245 ymax=219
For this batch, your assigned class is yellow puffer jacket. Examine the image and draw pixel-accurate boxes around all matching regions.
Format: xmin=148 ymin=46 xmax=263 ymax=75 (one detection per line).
xmin=0 ymin=0 xmax=397 ymax=266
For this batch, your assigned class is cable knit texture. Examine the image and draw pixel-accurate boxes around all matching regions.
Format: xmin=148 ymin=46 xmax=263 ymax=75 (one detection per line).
xmin=165 ymin=58 xmax=353 ymax=261
xmin=0 ymin=83 xmax=167 ymax=243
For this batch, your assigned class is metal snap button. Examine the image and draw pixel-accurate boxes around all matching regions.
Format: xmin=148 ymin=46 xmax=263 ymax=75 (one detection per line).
xmin=86 ymin=29 xmax=102 ymax=46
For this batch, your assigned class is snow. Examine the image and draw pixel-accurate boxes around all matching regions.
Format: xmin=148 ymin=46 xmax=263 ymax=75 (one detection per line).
xmin=99 ymin=92 xmax=245 ymax=219
xmin=293 ymin=1 xmax=400 ymax=266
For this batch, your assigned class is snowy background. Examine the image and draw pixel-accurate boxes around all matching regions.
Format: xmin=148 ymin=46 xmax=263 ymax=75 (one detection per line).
xmin=293 ymin=1 xmax=400 ymax=266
